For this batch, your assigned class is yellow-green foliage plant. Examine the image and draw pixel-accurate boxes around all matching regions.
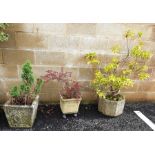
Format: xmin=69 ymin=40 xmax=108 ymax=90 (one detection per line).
xmin=85 ymin=30 xmax=152 ymax=101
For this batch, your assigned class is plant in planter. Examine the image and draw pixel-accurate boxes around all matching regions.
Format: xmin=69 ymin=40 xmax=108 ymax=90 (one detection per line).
xmin=0 ymin=23 xmax=9 ymax=65
xmin=4 ymin=61 xmax=44 ymax=128
xmin=0 ymin=23 xmax=9 ymax=42
xmin=42 ymin=68 xmax=82 ymax=118
xmin=85 ymin=30 xmax=152 ymax=116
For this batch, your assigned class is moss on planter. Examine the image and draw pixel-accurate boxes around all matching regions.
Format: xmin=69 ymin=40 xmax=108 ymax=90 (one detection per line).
xmin=98 ymin=97 xmax=125 ymax=117
xmin=4 ymin=96 xmax=39 ymax=128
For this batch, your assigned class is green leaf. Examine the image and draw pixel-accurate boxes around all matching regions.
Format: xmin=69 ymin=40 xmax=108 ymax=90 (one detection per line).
xmin=124 ymin=30 xmax=135 ymax=39
xmin=138 ymin=32 xmax=143 ymax=38
xmin=138 ymin=72 xmax=150 ymax=80
xmin=111 ymin=45 xmax=121 ymax=53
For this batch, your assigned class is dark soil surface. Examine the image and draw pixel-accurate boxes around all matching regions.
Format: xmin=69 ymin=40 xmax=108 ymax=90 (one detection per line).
xmin=0 ymin=103 xmax=155 ymax=131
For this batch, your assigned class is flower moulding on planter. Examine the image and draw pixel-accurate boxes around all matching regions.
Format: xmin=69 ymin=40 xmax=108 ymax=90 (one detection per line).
xmin=60 ymin=95 xmax=82 ymax=115
xmin=98 ymin=97 xmax=125 ymax=117
xmin=3 ymin=95 xmax=39 ymax=128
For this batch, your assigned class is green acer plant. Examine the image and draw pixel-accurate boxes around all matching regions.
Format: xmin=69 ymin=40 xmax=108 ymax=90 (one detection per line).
xmin=85 ymin=30 xmax=152 ymax=101
xmin=0 ymin=23 xmax=9 ymax=42
xmin=10 ymin=61 xmax=44 ymax=105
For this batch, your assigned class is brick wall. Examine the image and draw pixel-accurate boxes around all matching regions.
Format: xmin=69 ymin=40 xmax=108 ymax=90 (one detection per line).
xmin=0 ymin=23 xmax=155 ymax=104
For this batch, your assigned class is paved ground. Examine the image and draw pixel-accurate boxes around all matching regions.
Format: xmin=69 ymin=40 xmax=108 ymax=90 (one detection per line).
xmin=0 ymin=103 xmax=154 ymax=131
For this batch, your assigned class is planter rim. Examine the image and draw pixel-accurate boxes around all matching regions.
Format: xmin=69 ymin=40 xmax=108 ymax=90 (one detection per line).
xmin=3 ymin=95 xmax=39 ymax=108
xmin=100 ymin=96 xmax=125 ymax=103
xmin=60 ymin=95 xmax=82 ymax=102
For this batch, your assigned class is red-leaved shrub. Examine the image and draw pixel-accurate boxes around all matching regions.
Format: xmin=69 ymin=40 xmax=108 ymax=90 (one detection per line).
xmin=61 ymin=80 xmax=81 ymax=99
xmin=42 ymin=68 xmax=81 ymax=99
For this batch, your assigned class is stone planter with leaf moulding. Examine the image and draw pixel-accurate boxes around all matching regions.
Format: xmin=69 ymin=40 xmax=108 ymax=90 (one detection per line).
xmin=4 ymin=95 xmax=39 ymax=128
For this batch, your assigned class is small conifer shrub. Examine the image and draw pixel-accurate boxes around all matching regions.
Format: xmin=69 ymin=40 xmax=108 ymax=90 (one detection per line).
xmin=10 ymin=61 xmax=44 ymax=105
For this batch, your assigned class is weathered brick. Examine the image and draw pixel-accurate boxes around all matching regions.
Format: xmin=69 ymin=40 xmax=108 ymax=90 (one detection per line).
xmin=121 ymin=82 xmax=139 ymax=92
xmin=122 ymin=92 xmax=155 ymax=102
xmin=31 ymin=66 xmax=61 ymax=78
xmin=66 ymin=24 xmax=96 ymax=36
xmin=63 ymin=67 xmax=79 ymax=80
xmin=31 ymin=66 xmax=67 ymax=81
xmin=48 ymin=35 xmax=67 ymax=50
xmin=96 ymin=23 xmax=124 ymax=38
xmin=0 ymin=65 xmax=18 ymax=78
xmin=0 ymin=50 xmax=3 ymax=63
xmin=95 ymin=37 xmax=109 ymax=50
xmin=0 ymin=31 xmax=16 ymax=48
xmin=148 ymin=54 xmax=155 ymax=66
xmin=79 ymin=36 xmax=108 ymax=50
xmin=39 ymin=93 xmax=52 ymax=103
xmin=3 ymin=49 xmax=35 ymax=65
xmin=149 ymin=67 xmax=155 ymax=79
xmin=73 ymin=52 xmax=91 ymax=68
xmin=8 ymin=23 xmax=34 ymax=32
xmin=48 ymin=35 xmax=80 ymax=50
xmin=15 ymin=32 xmax=48 ymax=49
xmin=34 ymin=24 xmax=66 ymax=34
xmin=32 ymin=66 xmax=74 ymax=81
xmin=146 ymin=25 xmax=155 ymax=41
xmin=0 ymin=80 xmax=5 ymax=90
xmin=64 ymin=52 xmax=81 ymax=67
xmin=35 ymin=51 xmax=65 ymax=66
xmin=40 ymin=89 xmax=59 ymax=103
xmin=137 ymin=80 xmax=155 ymax=92
xmin=107 ymin=39 xmax=126 ymax=51
xmin=143 ymin=41 xmax=155 ymax=52
xmin=0 ymin=80 xmax=7 ymax=104
xmin=3 ymin=79 xmax=21 ymax=92
xmin=78 ymin=68 xmax=94 ymax=80
xmin=78 ymin=80 xmax=93 ymax=91
xmin=41 ymin=81 xmax=60 ymax=93
xmin=0 ymin=93 xmax=7 ymax=104
xmin=79 ymin=36 xmax=96 ymax=50
xmin=50 ymin=89 xmax=60 ymax=102
xmin=97 ymin=53 xmax=120 ymax=64
xmin=67 ymin=36 xmax=80 ymax=49
xmin=146 ymin=92 xmax=155 ymax=102
xmin=81 ymin=91 xmax=97 ymax=102
xmin=122 ymin=24 xmax=152 ymax=41
xmin=122 ymin=92 xmax=147 ymax=102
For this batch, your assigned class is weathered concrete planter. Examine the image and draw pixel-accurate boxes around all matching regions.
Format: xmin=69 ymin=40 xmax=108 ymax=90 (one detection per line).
xmin=60 ymin=95 xmax=81 ymax=117
xmin=3 ymin=95 xmax=39 ymax=128
xmin=98 ymin=97 xmax=125 ymax=117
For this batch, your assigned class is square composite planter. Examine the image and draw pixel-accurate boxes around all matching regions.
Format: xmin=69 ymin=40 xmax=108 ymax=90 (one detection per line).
xmin=98 ymin=97 xmax=125 ymax=117
xmin=3 ymin=95 xmax=39 ymax=128
xmin=60 ymin=95 xmax=82 ymax=115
